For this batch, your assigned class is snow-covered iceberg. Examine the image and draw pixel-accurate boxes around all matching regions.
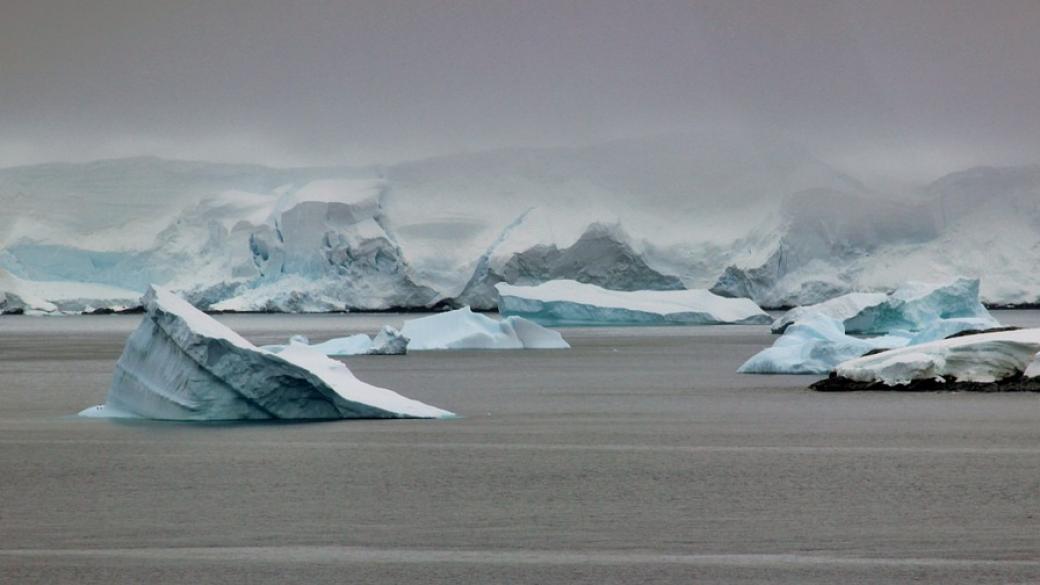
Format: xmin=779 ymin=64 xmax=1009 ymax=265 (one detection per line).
xmin=739 ymin=316 xmax=912 ymax=375
xmin=80 ymin=286 xmax=452 ymax=420
xmin=264 ymin=326 xmax=410 ymax=356
xmin=771 ymin=278 xmax=997 ymax=334
xmin=496 ymin=280 xmax=770 ymax=326
xmin=813 ymin=328 xmax=1040 ymax=391
xmin=400 ymin=307 xmax=569 ymax=350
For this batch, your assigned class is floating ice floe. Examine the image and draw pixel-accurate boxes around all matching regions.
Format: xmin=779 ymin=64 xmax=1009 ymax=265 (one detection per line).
xmin=771 ymin=278 xmax=997 ymax=334
xmin=813 ymin=328 xmax=1040 ymax=390
xmin=401 ymin=307 xmax=570 ymax=350
xmin=495 ymin=280 xmax=770 ymax=326
xmin=79 ymin=286 xmax=453 ymax=420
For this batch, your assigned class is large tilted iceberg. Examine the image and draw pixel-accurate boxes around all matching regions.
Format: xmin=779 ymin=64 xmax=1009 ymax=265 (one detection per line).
xmin=771 ymin=278 xmax=997 ymax=334
xmin=496 ymin=280 xmax=770 ymax=326
xmin=79 ymin=286 xmax=453 ymax=420
xmin=401 ymin=307 xmax=569 ymax=350
xmin=812 ymin=328 xmax=1040 ymax=391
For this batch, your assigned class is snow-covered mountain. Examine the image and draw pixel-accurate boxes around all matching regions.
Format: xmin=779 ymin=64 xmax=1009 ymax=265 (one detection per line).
xmin=1 ymin=137 xmax=1038 ymax=313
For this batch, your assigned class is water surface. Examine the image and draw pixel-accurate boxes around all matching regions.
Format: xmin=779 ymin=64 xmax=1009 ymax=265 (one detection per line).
xmin=1 ymin=311 xmax=1037 ymax=584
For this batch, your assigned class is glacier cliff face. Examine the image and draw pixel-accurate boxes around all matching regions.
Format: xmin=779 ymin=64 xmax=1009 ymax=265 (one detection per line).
xmin=2 ymin=140 xmax=1040 ymax=313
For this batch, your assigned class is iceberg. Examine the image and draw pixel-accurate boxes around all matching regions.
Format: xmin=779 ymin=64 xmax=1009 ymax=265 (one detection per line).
xmin=400 ymin=307 xmax=570 ymax=350
xmin=264 ymin=326 xmax=410 ymax=356
xmin=813 ymin=328 xmax=1040 ymax=390
xmin=80 ymin=286 xmax=453 ymax=420
xmin=771 ymin=278 xmax=997 ymax=334
xmin=738 ymin=316 xmax=911 ymax=375
xmin=496 ymin=280 xmax=770 ymax=326
xmin=370 ymin=325 xmax=409 ymax=355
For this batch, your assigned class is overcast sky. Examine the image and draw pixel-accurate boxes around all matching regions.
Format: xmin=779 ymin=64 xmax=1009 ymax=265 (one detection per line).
xmin=2 ymin=0 xmax=1038 ymax=181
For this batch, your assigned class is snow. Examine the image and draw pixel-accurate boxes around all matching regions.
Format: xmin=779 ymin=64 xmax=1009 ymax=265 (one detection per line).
xmin=401 ymin=307 xmax=570 ymax=350
xmin=80 ymin=285 xmax=453 ymax=420
xmin=496 ymin=280 xmax=770 ymax=326
xmin=771 ymin=278 xmax=997 ymax=334
xmin=834 ymin=328 xmax=1040 ymax=386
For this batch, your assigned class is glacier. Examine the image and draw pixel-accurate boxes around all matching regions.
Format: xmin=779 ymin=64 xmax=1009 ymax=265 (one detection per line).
xmin=770 ymin=278 xmax=998 ymax=334
xmin=80 ymin=286 xmax=452 ymax=420
xmin=813 ymin=328 xmax=1040 ymax=390
xmin=3 ymin=143 xmax=1040 ymax=314
xmin=400 ymin=307 xmax=570 ymax=350
xmin=496 ymin=280 xmax=771 ymax=326
xmin=0 ymin=268 xmax=140 ymax=315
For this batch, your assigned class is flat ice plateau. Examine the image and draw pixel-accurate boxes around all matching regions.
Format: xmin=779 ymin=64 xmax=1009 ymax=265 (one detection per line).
xmin=497 ymin=280 xmax=770 ymax=326
xmin=80 ymin=286 xmax=453 ymax=420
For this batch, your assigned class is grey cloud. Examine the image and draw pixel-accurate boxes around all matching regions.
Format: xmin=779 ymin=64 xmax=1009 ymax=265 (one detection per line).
xmin=1 ymin=0 xmax=1038 ymax=180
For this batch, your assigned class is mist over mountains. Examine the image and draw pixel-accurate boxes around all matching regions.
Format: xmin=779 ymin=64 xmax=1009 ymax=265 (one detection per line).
xmin=1 ymin=134 xmax=1037 ymax=313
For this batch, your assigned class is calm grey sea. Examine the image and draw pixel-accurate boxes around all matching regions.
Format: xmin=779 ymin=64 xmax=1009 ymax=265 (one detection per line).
xmin=1 ymin=311 xmax=1038 ymax=584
